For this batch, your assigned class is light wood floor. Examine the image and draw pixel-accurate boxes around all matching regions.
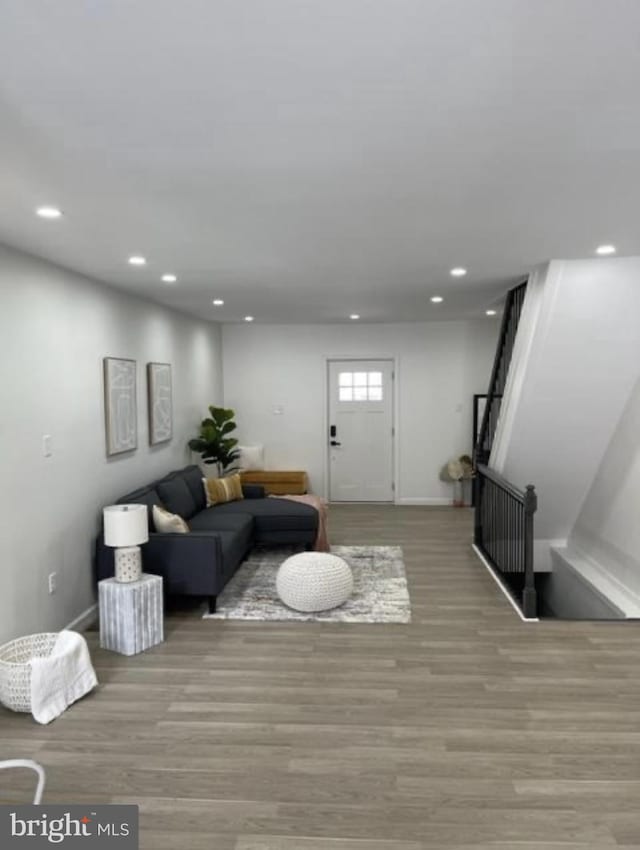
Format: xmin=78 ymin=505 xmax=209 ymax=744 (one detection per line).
xmin=2 ymin=505 xmax=640 ymax=849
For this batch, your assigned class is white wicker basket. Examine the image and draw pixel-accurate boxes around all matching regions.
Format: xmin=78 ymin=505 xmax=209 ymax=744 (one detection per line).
xmin=0 ymin=633 xmax=59 ymax=713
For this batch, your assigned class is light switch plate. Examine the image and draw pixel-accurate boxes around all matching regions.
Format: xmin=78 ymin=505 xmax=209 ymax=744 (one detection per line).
xmin=42 ymin=434 xmax=53 ymax=457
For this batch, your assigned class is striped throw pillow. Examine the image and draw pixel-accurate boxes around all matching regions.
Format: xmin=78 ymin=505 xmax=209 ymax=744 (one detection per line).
xmin=203 ymin=473 xmax=244 ymax=507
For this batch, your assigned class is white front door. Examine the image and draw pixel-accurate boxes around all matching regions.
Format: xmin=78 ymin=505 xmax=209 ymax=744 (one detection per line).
xmin=328 ymin=360 xmax=394 ymax=502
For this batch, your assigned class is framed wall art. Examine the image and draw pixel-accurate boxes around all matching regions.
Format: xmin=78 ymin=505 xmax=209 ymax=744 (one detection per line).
xmin=103 ymin=357 xmax=137 ymax=456
xmin=147 ymin=362 xmax=172 ymax=445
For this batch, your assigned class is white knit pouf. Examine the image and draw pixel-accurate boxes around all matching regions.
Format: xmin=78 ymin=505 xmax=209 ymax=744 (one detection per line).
xmin=276 ymin=552 xmax=353 ymax=612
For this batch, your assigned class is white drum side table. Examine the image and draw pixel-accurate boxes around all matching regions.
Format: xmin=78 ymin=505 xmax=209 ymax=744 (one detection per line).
xmin=99 ymin=574 xmax=164 ymax=656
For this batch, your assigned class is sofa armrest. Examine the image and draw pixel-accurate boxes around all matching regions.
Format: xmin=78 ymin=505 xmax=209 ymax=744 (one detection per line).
xmin=96 ymin=531 xmax=225 ymax=596
xmin=242 ymin=484 xmax=265 ymax=499
xmin=146 ymin=532 xmax=225 ymax=595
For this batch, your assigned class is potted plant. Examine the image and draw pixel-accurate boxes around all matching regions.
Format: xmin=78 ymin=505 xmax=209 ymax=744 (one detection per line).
xmin=188 ymin=406 xmax=240 ymax=477
xmin=440 ymin=454 xmax=474 ymax=506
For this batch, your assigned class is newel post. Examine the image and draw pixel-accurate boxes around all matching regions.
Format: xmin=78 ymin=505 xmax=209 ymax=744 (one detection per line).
xmin=473 ymin=469 xmax=483 ymax=545
xmin=522 ymin=484 xmax=538 ymax=618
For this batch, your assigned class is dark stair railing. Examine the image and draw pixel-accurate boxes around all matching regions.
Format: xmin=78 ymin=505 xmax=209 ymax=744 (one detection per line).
xmin=473 ymin=279 xmax=538 ymax=618
xmin=474 ymin=465 xmax=538 ymax=618
xmin=475 ymin=280 xmax=527 ymax=465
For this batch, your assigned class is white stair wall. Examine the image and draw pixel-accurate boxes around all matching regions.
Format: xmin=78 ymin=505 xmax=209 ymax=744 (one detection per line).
xmin=567 ymin=375 xmax=640 ymax=608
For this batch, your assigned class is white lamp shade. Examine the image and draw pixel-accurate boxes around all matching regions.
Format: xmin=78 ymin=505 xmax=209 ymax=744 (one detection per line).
xmin=103 ymin=504 xmax=149 ymax=547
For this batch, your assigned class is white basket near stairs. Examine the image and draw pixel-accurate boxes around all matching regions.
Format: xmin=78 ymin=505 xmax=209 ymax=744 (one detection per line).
xmin=0 ymin=633 xmax=59 ymax=713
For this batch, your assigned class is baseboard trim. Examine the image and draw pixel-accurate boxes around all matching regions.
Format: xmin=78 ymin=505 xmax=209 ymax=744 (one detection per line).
xmin=65 ymin=603 xmax=98 ymax=633
xmin=471 ymin=544 xmax=539 ymax=623
xmin=396 ymin=497 xmax=455 ymax=506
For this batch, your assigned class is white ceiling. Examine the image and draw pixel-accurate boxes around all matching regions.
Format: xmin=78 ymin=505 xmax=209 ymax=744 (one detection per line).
xmin=1 ymin=0 xmax=639 ymax=323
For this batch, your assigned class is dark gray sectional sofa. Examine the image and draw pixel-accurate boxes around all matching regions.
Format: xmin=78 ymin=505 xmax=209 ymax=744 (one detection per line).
xmin=96 ymin=465 xmax=318 ymax=612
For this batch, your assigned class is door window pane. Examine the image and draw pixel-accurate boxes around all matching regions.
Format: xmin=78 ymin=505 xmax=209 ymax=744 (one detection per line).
xmin=337 ymin=369 xmax=385 ymax=401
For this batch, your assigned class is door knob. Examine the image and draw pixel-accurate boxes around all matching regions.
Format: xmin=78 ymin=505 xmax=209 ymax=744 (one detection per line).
xmin=330 ymin=440 xmax=342 ymax=446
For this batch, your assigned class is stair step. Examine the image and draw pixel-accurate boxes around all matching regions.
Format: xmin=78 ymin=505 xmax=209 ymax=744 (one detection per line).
xmin=548 ymin=545 xmax=640 ymax=619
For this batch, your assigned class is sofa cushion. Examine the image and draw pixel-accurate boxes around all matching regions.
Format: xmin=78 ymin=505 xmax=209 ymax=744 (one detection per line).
xmin=241 ymin=484 xmax=266 ymax=499
xmin=211 ymin=497 xmax=317 ymax=535
xmin=182 ymin=465 xmax=207 ymax=513
xmin=117 ymin=487 xmax=161 ymax=532
xmin=189 ymin=508 xmax=254 ymax=537
xmin=156 ymin=475 xmax=197 ymax=519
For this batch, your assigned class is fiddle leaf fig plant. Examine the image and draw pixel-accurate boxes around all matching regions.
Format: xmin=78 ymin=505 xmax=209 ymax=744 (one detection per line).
xmin=188 ymin=406 xmax=240 ymax=477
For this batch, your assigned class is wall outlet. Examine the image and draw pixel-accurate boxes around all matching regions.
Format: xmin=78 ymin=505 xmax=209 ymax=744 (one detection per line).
xmin=48 ymin=572 xmax=57 ymax=594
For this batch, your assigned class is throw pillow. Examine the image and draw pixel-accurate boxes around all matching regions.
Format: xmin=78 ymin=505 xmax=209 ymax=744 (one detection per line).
xmin=203 ymin=473 xmax=245 ymax=507
xmin=237 ymin=444 xmax=265 ymax=471
xmin=152 ymin=504 xmax=189 ymax=534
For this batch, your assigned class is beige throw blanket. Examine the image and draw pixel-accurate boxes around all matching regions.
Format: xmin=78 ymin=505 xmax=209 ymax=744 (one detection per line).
xmin=270 ymin=494 xmax=330 ymax=552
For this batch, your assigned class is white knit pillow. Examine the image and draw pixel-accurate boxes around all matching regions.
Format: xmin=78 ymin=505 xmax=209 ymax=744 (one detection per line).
xmin=153 ymin=504 xmax=189 ymax=534
xmin=237 ymin=444 xmax=265 ymax=471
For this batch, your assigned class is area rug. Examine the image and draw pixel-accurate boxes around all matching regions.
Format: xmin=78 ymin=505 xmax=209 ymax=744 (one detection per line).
xmin=202 ymin=545 xmax=411 ymax=623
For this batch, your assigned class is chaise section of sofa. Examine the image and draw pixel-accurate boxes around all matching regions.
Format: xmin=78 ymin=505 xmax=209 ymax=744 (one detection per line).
xmin=194 ymin=498 xmax=320 ymax=546
xmin=96 ymin=465 xmax=319 ymax=612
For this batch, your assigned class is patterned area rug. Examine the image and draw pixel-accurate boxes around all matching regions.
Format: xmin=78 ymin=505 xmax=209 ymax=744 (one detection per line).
xmin=203 ymin=545 xmax=411 ymax=623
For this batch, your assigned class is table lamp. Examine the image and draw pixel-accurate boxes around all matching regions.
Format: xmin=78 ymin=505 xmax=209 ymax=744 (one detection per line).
xmin=103 ymin=504 xmax=149 ymax=582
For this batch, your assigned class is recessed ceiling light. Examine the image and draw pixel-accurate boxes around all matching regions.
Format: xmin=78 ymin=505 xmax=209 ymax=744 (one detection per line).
xmin=212 ymin=299 xmax=224 ymax=306
xmin=128 ymin=255 xmax=146 ymax=266
xmin=486 ymin=309 xmax=497 ymax=316
xmin=596 ymin=244 xmax=616 ymax=255
xmin=36 ymin=206 xmax=62 ymax=219
xmin=430 ymin=296 xmax=443 ymax=303
xmin=244 ymin=315 xmax=254 ymax=322
xmin=349 ymin=314 xmax=360 ymax=320
xmin=450 ymin=267 xmax=467 ymax=277
xmin=161 ymin=274 xmax=177 ymax=283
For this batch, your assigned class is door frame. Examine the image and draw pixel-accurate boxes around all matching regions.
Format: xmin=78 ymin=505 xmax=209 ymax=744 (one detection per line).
xmin=323 ymin=355 xmax=399 ymax=504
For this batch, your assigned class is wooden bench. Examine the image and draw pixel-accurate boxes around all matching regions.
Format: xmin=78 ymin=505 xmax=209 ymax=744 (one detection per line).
xmin=240 ymin=470 xmax=308 ymax=495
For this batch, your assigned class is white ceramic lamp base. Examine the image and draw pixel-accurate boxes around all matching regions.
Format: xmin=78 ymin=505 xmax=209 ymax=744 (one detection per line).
xmin=114 ymin=545 xmax=143 ymax=583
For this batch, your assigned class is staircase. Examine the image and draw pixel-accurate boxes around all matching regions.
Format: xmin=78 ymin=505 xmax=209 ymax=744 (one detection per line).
xmin=474 ymin=259 xmax=640 ymax=620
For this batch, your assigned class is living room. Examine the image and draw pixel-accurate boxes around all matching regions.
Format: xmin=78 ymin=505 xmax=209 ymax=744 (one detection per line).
xmin=0 ymin=240 xmax=499 ymax=644
xmin=2 ymin=2 xmax=640 ymax=848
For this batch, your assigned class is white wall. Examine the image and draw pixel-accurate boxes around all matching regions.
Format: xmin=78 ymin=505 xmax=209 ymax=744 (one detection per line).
xmin=491 ymin=257 xmax=640 ymax=570
xmin=569 ymin=376 xmax=640 ymax=600
xmin=0 ymin=244 xmax=223 ymax=644
xmin=222 ymin=320 xmax=498 ymax=502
